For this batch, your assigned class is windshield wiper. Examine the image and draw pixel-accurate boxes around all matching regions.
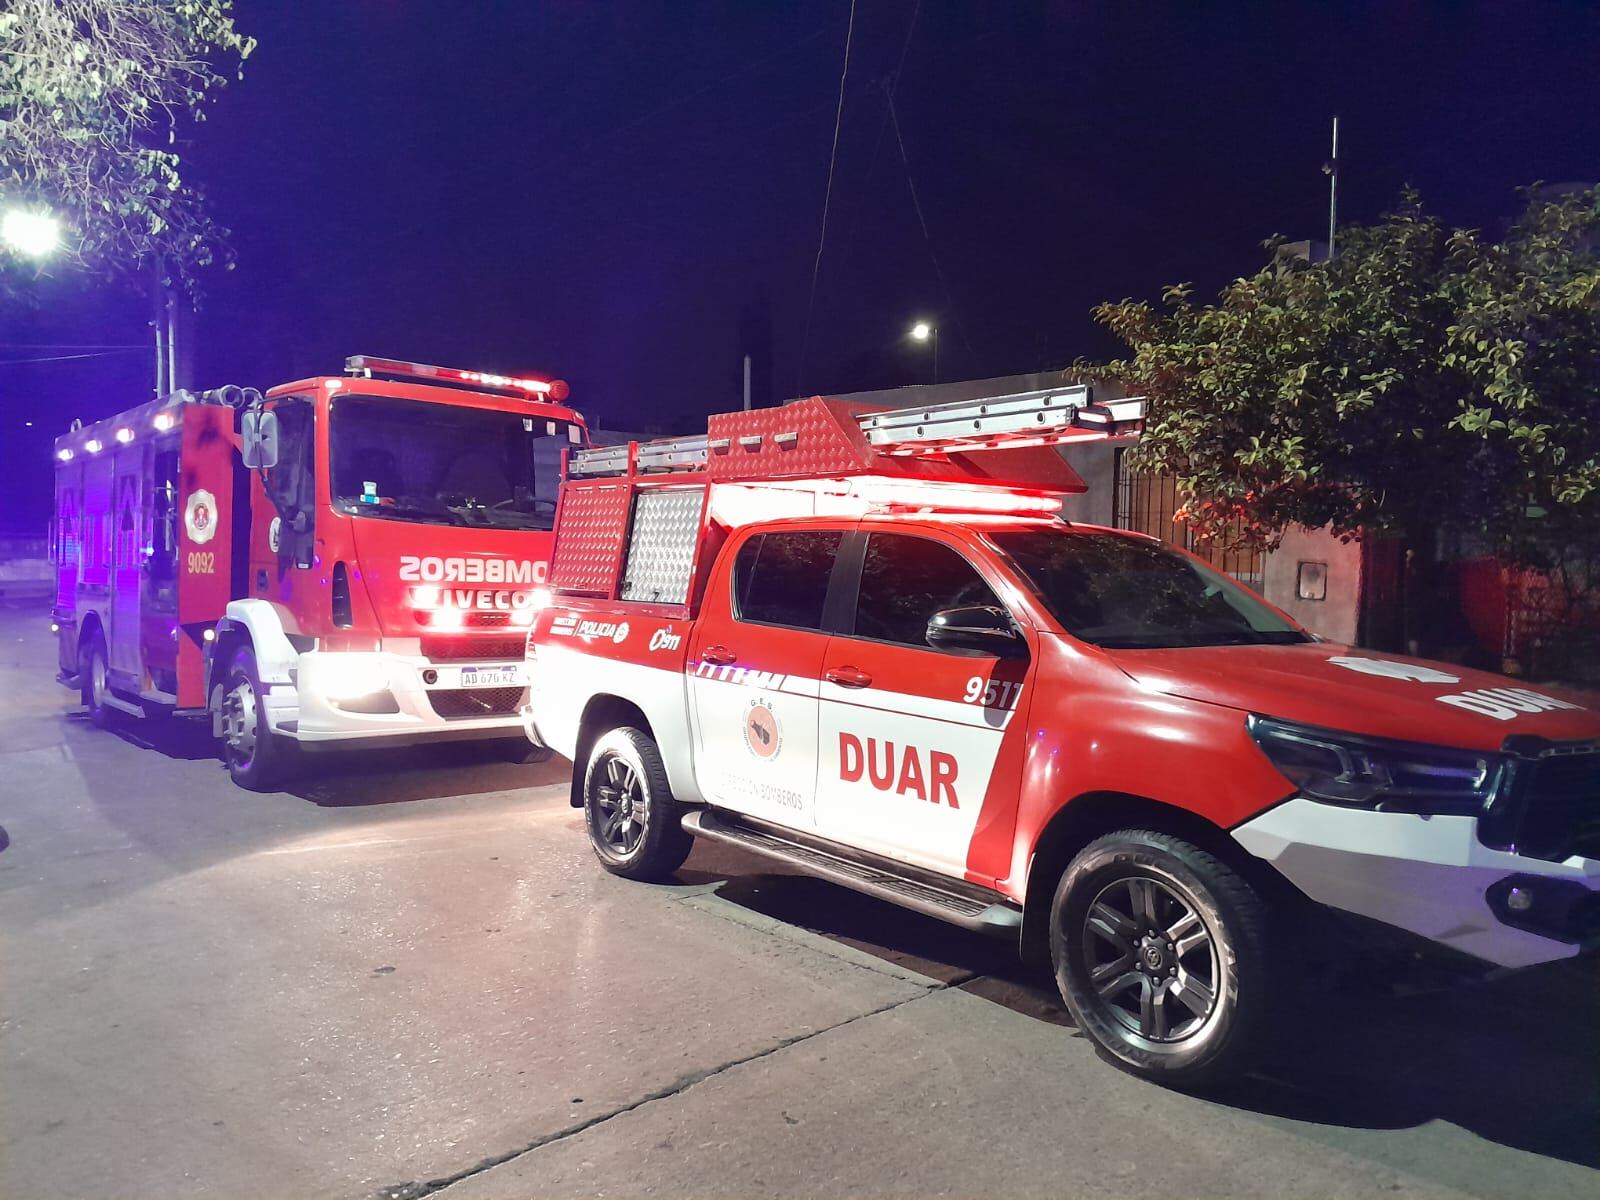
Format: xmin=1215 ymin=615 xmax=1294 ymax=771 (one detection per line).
xmin=337 ymin=501 xmax=463 ymax=526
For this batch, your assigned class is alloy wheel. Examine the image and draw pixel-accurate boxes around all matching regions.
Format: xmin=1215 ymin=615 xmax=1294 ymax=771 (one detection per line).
xmin=593 ymin=753 xmax=647 ymax=857
xmin=1081 ymin=874 xmax=1220 ymax=1043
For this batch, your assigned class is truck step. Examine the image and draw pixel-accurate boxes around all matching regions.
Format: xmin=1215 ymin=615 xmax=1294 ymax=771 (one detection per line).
xmin=682 ymin=809 xmax=1022 ymax=937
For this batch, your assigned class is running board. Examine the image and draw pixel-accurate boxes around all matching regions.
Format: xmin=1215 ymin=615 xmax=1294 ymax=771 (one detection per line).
xmin=682 ymin=809 xmax=1022 ymax=936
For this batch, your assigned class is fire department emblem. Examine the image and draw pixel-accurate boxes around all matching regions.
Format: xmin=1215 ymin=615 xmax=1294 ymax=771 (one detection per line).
xmin=268 ymin=516 xmax=282 ymax=554
xmin=185 ymin=488 xmax=218 ymax=545
xmin=743 ymin=699 xmax=782 ymax=761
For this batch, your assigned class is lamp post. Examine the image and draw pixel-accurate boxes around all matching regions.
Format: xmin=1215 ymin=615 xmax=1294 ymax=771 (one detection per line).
xmin=909 ymin=319 xmax=938 ymax=384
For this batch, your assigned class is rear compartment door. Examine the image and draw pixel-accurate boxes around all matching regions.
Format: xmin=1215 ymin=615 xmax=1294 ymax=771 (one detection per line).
xmin=686 ymin=528 xmax=846 ymax=831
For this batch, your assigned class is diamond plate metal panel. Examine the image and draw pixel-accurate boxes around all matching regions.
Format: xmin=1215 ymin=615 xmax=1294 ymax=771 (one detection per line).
xmin=705 ymin=397 xmax=875 ymax=481
xmin=621 ymin=486 xmax=705 ymax=604
xmin=550 ymin=480 xmax=632 ymax=595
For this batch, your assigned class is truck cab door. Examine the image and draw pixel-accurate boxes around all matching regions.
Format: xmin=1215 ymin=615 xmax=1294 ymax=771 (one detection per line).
xmin=815 ymin=531 xmax=1033 ymax=883
xmin=686 ymin=528 xmax=847 ymax=831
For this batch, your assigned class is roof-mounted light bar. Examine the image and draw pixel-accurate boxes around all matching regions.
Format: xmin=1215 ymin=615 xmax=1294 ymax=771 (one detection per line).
xmin=345 ymin=355 xmax=571 ymax=403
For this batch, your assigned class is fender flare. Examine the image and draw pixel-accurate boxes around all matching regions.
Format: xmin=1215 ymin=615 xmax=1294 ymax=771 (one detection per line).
xmin=207 ymin=599 xmax=301 ymax=700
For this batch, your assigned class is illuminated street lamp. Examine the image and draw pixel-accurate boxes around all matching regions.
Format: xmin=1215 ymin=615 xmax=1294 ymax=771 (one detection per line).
xmin=1 ymin=208 xmax=62 ymax=258
xmin=908 ymin=319 xmax=938 ymax=384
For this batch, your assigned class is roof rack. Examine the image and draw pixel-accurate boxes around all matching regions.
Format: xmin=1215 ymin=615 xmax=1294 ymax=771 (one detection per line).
xmin=567 ymin=388 xmax=1143 ymax=480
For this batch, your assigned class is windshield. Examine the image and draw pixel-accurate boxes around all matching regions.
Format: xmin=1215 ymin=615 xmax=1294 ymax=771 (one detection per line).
xmin=331 ymin=394 xmax=582 ymax=530
xmin=990 ymin=529 xmax=1310 ymax=649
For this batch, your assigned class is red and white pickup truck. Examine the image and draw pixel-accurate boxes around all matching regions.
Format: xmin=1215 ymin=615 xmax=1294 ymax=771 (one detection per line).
xmin=524 ymin=390 xmax=1600 ymax=1083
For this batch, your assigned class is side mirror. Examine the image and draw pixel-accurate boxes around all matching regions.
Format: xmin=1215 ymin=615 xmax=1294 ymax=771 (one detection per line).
xmin=241 ymin=408 xmax=280 ymax=470
xmin=926 ymin=605 xmax=1024 ymax=655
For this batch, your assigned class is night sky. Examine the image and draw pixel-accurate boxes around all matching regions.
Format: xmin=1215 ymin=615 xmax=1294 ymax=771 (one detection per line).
xmin=4 ymin=1 xmax=1598 ymax=533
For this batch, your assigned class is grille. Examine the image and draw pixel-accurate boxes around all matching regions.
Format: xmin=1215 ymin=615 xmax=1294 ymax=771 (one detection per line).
xmin=1518 ymin=752 xmax=1600 ymax=861
xmin=421 ymin=635 xmax=526 ymax=662
xmin=427 ymin=687 xmax=527 ymax=719
xmin=466 ymin=611 xmax=511 ymax=628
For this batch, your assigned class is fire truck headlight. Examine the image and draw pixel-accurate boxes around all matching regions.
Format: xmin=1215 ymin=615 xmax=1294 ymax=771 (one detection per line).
xmin=511 ymin=608 xmax=536 ymax=627
xmin=318 ymin=655 xmax=391 ymax=701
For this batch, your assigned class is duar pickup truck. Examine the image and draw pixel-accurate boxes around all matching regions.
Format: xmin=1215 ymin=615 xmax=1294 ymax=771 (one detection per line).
xmin=523 ymin=392 xmax=1600 ymax=1084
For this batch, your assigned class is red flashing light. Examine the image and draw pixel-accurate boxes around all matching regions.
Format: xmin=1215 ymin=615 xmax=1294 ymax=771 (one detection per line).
xmin=346 ymin=355 xmax=570 ymax=403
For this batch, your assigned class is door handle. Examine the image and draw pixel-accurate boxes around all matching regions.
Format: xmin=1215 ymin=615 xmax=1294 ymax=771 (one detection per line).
xmin=701 ymin=645 xmax=737 ymax=666
xmin=825 ymin=665 xmax=873 ymax=689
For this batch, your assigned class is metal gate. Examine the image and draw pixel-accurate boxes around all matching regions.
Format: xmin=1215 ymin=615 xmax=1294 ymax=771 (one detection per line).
xmin=1111 ymin=449 xmax=1264 ymax=588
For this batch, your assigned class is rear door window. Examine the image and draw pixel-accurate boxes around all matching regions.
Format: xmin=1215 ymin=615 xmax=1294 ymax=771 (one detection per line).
xmin=732 ymin=531 xmax=843 ymax=631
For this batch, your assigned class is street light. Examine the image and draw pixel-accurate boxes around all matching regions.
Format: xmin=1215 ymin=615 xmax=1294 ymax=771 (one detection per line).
xmin=908 ymin=319 xmax=938 ymax=384
xmin=1 ymin=208 xmax=62 ymax=258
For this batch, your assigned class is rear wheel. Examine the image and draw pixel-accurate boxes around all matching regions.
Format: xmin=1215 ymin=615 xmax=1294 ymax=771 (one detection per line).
xmin=219 ymin=647 xmax=290 ymax=791
xmin=1051 ymin=829 xmax=1270 ymax=1087
xmin=582 ymin=727 xmax=693 ymax=881
xmin=79 ymin=630 xmax=112 ymax=728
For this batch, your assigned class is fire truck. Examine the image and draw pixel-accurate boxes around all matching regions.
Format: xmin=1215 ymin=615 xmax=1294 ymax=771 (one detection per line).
xmin=522 ymin=388 xmax=1600 ymax=1084
xmin=51 ymin=356 xmax=587 ymax=790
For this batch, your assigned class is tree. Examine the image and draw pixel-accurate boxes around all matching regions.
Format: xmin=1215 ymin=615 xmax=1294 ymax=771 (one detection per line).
xmin=0 ymin=0 xmax=253 ymax=294
xmin=1072 ymin=186 xmax=1600 ymax=652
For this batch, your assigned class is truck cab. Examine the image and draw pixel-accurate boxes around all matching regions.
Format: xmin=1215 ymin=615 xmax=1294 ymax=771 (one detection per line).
xmin=525 ymin=390 xmax=1600 ymax=1086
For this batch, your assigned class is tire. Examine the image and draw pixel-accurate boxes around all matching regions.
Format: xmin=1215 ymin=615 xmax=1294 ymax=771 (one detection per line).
xmin=1050 ymin=829 xmax=1270 ymax=1087
xmin=492 ymin=737 xmax=555 ymax=765
xmin=218 ymin=646 xmax=290 ymax=791
xmin=79 ymin=629 xmax=113 ymax=728
xmin=582 ymin=727 xmax=693 ymax=881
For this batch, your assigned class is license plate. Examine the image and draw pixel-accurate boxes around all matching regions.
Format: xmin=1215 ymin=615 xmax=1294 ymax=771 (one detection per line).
xmin=459 ymin=665 xmax=526 ymax=688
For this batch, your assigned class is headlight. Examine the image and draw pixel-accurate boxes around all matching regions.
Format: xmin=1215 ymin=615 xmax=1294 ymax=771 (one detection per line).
xmin=1247 ymin=715 xmax=1505 ymax=815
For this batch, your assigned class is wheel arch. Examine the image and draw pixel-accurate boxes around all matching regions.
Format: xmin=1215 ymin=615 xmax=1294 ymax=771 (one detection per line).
xmin=569 ymin=694 xmax=655 ymax=808
xmin=1018 ymin=790 xmax=1292 ymax=966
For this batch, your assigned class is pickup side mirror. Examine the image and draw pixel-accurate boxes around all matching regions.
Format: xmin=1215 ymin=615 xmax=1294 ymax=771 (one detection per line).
xmin=925 ymin=605 xmax=1024 ymax=655
xmin=240 ymin=408 xmax=280 ymax=470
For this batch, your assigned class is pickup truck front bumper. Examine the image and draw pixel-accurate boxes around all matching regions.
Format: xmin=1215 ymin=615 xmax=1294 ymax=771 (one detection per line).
xmin=1233 ymin=798 xmax=1600 ymax=970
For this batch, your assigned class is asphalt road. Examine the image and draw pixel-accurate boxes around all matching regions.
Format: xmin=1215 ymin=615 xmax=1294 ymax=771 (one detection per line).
xmin=2 ymin=599 xmax=1597 ymax=1200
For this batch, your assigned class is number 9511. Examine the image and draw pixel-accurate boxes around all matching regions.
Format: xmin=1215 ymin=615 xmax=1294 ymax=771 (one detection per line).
xmin=963 ymin=676 xmax=1022 ymax=708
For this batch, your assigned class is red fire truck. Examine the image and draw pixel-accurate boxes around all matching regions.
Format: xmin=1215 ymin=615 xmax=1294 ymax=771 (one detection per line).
xmin=51 ymin=356 xmax=587 ymax=789
xmin=523 ymin=389 xmax=1600 ymax=1083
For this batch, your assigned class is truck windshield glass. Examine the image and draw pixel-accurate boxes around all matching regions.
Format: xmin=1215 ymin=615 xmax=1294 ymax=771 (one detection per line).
xmin=331 ymin=395 xmax=580 ymax=530
xmin=991 ymin=530 xmax=1309 ymax=649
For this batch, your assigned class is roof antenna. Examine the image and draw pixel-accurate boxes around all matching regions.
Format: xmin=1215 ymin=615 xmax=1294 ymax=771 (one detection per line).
xmin=1322 ymin=115 xmax=1339 ymax=259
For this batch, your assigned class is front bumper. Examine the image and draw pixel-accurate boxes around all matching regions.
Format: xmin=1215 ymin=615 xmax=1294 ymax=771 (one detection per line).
xmin=273 ymin=648 xmax=530 ymax=743
xmin=1233 ymin=798 xmax=1600 ymax=969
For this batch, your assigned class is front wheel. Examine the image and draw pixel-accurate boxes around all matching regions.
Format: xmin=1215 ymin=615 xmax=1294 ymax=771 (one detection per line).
xmin=1051 ymin=829 xmax=1270 ymax=1087
xmin=219 ymin=647 xmax=291 ymax=791
xmin=582 ymin=727 xmax=693 ymax=881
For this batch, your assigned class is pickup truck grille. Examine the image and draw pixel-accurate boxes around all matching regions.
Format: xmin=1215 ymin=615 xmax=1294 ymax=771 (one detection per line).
xmin=1517 ymin=751 xmax=1600 ymax=861
xmin=427 ymin=687 xmax=527 ymax=720
xmin=421 ymin=635 xmax=526 ymax=662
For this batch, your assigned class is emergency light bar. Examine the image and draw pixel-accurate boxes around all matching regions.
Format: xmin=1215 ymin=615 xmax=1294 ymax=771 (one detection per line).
xmin=345 ymin=355 xmax=571 ymax=403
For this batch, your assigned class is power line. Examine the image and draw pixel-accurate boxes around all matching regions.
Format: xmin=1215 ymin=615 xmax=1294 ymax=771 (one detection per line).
xmin=796 ymin=0 xmax=859 ymax=397
xmin=0 ymin=349 xmax=147 ymax=366
xmin=886 ymin=86 xmax=977 ymax=364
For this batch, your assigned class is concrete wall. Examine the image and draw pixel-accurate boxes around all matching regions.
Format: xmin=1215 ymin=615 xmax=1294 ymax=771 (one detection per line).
xmin=1261 ymin=524 xmax=1362 ymax=644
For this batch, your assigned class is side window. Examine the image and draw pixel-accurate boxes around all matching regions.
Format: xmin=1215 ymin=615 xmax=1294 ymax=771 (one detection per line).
xmin=732 ymin=531 xmax=842 ymax=630
xmin=853 ymin=534 xmax=1002 ymax=648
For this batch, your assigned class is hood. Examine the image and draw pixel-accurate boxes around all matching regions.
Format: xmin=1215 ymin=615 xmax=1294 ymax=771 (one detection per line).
xmin=346 ymin=516 xmax=553 ymax=636
xmin=1104 ymin=641 xmax=1600 ymax=753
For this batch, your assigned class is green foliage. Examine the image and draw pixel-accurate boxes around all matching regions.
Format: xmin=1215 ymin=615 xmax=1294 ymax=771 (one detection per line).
xmin=0 ymin=0 xmax=254 ymax=295
xmin=1073 ymin=185 xmax=1600 ymax=568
